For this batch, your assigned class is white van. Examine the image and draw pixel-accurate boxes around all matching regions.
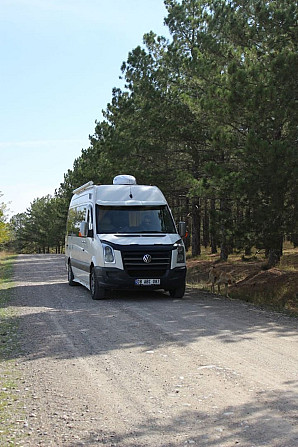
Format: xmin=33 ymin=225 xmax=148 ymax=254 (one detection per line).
xmin=65 ymin=175 xmax=186 ymax=299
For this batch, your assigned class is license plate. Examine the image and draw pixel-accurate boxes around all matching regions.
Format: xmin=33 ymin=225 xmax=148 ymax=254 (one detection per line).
xmin=135 ymin=279 xmax=160 ymax=286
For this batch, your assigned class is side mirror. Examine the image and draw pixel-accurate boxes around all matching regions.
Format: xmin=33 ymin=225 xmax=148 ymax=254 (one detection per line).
xmin=178 ymin=221 xmax=186 ymax=238
xmin=79 ymin=221 xmax=88 ymax=237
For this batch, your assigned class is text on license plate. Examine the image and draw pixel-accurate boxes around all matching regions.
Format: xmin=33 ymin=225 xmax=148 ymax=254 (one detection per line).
xmin=135 ymin=279 xmax=161 ymax=286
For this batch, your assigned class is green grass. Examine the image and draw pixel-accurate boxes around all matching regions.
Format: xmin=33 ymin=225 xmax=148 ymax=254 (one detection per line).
xmin=0 ymin=253 xmax=24 ymax=446
xmin=0 ymin=253 xmax=17 ymax=360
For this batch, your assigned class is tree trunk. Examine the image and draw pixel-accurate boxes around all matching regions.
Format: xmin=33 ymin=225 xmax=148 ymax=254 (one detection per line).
xmin=191 ymin=198 xmax=201 ymax=257
xmin=220 ymin=198 xmax=229 ymax=262
xmin=267 ymin=249 xmax=281 ymax=268
xmin=210 ymin=199 xmax=217 ymax=254
xmin=202 ymin=198 xmax=209 ymax=248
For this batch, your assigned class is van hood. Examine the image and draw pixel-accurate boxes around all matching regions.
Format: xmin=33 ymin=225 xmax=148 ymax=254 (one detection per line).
xmin=98 ymin=233 xmax=180 ymax=247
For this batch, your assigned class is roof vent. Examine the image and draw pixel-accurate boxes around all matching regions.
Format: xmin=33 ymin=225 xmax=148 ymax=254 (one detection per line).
xmin=113 ymin=175 xmax=137 ymax=185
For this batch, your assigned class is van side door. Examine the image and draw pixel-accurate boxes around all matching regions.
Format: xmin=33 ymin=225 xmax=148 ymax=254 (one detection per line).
xmin=68 ymin=205 xmax=89 ymax=285
xmin=79 ymin=205 xmax=94 ymax=285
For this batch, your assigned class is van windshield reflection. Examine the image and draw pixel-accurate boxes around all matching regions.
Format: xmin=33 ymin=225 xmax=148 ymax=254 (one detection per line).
xmin=96 ymin=205 xmax=176 ymax=234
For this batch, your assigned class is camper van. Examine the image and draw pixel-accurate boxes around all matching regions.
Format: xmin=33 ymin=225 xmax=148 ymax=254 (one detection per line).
xmin=65 ymin=175 xmax=186 ymax=299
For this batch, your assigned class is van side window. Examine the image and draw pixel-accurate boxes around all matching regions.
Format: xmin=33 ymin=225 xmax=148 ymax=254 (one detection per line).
xmin=87 ymin=207 xmax=93 ymax=229
xmin=87 ymin=207 xmax=93 ymax=237
xmin=66 ymin=206 xmax=87 ymax=237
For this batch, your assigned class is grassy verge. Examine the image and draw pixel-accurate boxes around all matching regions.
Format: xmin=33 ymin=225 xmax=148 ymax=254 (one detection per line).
xmin=186 ymin=245 xmax=298 ymax=316
xmin=0 ymin=253 xmax=24 ymax=446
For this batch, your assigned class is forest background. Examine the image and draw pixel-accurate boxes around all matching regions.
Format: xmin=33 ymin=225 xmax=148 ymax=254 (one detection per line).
xmin=1 ymin=0 xmax=297 ymax=273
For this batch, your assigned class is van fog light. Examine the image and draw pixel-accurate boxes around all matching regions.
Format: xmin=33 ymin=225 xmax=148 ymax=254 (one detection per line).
xmin=103 ymin=244 xmax=115 ymax=263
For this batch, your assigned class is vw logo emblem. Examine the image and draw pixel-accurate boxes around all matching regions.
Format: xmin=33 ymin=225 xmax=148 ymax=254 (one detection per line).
xmin=143 ymin=254 xmax=152 ymax=263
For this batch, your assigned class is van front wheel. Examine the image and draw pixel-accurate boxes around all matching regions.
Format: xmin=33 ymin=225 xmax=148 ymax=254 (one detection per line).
xmin=90 ymin=268 xmax=106 ymax=300
xmin=169 ymin=285 xmax=185 ymax=299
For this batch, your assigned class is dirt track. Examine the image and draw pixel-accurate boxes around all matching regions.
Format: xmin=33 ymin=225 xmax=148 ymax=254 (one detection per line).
xmin=7 ymin=254 xmax=298 ymax=446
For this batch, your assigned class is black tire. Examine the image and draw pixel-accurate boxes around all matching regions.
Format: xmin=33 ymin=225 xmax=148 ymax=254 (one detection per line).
xmin=169 ymin=284 xmax=185 ymax=299
xmin=68 ymin=262 xmax=77 ymax=286
xmin=90 ymin=268 xmax=106 ymax=300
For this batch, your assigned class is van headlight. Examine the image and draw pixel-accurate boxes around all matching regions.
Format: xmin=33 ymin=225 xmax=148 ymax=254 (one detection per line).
xmin=174 ymin=240 xmax=185 ymax=263
xmin=103 ymin=244 xmax=115 ymax=263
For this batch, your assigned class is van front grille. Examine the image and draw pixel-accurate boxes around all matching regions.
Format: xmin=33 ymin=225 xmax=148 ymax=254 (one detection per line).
xmin=121 ymin=249 xmax=171 ymax=278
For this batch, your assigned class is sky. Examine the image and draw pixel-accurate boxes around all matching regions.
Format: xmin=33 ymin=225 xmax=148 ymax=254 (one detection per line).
xmin=0 ymin=0 xmax=170 ymax=217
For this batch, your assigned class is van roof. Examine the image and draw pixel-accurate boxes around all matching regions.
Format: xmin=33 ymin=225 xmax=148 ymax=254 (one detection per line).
xmin=95 ymin=184 xmax=167 ymax=206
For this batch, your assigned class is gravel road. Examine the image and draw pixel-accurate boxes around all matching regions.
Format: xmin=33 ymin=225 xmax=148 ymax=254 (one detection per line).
xmin=7 ymin=254 xmax=298 ymax=446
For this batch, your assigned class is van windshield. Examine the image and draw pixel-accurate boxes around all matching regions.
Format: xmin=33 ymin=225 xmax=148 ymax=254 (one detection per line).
xmin=96 ymin=205 xmax=176 ymax=234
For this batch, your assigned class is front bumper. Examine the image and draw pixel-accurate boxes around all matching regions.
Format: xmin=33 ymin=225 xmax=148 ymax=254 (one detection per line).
xmin=93 ymin=266 xmax=186 ymax=291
